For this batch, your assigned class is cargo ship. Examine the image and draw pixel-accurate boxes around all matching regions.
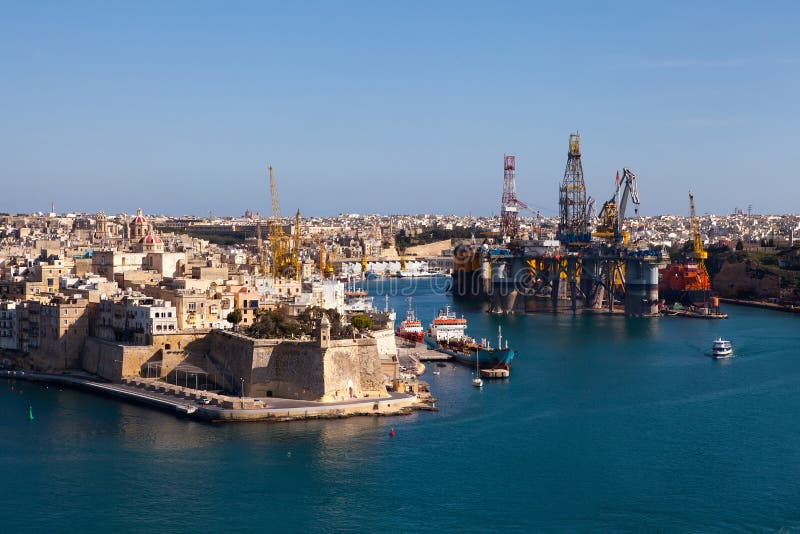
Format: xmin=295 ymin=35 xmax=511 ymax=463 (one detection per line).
xmin=395 ymin=300 xmax=424 ymax=343
xmin=423 ymin=306 xmax=514 ymax=372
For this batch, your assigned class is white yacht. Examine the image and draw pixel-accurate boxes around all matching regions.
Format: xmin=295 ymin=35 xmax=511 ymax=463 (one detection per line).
xmin=712 ymin=338 xmax=733 ymax=359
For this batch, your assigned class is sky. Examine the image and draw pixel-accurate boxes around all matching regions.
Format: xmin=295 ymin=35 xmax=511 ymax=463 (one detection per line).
xmin=1 ymin=1 xmax=799 ymax=217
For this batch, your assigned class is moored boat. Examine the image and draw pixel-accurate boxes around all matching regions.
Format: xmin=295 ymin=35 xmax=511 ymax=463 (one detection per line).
xmin=423 ymin=306 xmax=515 ymax=373
xmin=395 ymin=298 xmax=424 ymax=344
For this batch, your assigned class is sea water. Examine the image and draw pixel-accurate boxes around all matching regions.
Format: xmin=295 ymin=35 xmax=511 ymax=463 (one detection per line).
xmin=2 ymin=278 xmax=800 ymax=531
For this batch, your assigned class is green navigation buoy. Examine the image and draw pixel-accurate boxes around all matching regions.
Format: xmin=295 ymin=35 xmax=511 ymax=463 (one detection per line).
xmin=28 ymin=405 xmax=34 ymax=421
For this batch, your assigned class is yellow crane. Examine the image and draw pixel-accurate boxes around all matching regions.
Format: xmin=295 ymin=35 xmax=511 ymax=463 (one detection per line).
xmin=267 ymin=165 xmax=300 ymax=280
xmin=595 ymin=168 xmax=639 ymax=244
xmin=689 ymin=191 xmax=708 ymax=268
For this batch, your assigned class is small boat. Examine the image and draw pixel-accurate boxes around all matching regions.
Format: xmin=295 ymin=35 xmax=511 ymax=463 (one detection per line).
xmin=432 ymin=370 xmax=440 ymax=376
xmin=712 ymin=338 xmax=733 ymax=359
xmin=472 ymin=349 xmax=483 ymax=388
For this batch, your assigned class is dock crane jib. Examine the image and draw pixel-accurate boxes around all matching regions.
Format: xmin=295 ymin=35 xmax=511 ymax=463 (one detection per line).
xmin=594 ymin=167 xmax=640 ymax=244
xmin=617 ymin=168 xmax=640 ymax=234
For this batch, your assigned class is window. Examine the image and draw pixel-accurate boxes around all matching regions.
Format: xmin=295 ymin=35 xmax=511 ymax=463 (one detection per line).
xmin=47 ymin=278 xmax=54 ymax=287
xmin=188 ymin=303 xmax=196 ymax=312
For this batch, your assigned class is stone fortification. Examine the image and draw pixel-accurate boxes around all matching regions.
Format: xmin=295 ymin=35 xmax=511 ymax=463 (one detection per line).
xmin=321 ymin=337 xmax=388 ymax=401
xmin=78 ymin=327 xmax=394 ymax=403
xmin=82 ymin=331 xmax=210 ymax=382
xmin=368 ymin=328 xmax=400 ymax=381
xmin=207 ymin=330 xmax=390 ymax=401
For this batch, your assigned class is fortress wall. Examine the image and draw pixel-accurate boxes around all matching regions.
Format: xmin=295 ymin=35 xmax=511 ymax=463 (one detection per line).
xmin=322 ymin=338 xmax=388 ymax=402
xmin=251 ymin=342 xmax=326 ymax=400
xmin=207 ymin=331 xmax=325 ymax=400
xmin=80 ymin=328 xmax=391 ymax=402
xmin=82 ymin=338 xmax=156 ymax=382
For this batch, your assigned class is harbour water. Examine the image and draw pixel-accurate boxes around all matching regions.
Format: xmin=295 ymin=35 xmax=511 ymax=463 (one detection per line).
xmin=2 ymin=278 xmax=800 ymax=531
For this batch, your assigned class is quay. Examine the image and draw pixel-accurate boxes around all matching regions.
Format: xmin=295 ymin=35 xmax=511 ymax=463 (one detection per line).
xmin=397 ymin=342 xmax=451 ymax=362
xmin=1 ymin=370 xmax=434 ymax=422
xmin=396 ymin=342 xmax=450 ymax=376
xmin=396 ymin=341 xmax=509 ymax=379
xmin=718 ymin=298 xmax=800 ymax=315
xmin=661 ymin=308 xmax=728 ymax=319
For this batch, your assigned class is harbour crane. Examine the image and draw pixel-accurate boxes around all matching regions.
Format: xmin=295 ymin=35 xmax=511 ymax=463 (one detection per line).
xmin=595 ymin=168 xmax=640 ymax=244
xmin=689 ymin=191 xmax=708 ymax=269
xmin=267 ymin=165 xmax=301 ymax=280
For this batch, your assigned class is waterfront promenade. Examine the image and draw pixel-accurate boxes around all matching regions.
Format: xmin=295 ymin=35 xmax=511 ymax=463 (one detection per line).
xmin=0 ymin=370 xmax=428 ymax=422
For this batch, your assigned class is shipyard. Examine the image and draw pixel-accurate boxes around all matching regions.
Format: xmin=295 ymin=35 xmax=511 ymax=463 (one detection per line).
xmin=6 ymin=2 xmax=800 ymax=531
xmin=2 ymin=133 xmax=800 ymax=417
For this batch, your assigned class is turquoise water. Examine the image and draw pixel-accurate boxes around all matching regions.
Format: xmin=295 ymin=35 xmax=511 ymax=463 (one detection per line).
xmin=2 ymin=278 xmax=800 ymax=531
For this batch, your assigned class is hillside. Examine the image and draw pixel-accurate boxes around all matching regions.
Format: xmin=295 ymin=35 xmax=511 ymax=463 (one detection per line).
xmin=403 ymin=239 xmax=453 ymax=258
xmin=708 ymin=248 xmax=800 ymax=303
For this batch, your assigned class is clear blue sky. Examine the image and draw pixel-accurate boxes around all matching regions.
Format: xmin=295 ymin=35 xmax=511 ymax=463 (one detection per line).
xmin=2 ymin=1 xmax=798 ymax=217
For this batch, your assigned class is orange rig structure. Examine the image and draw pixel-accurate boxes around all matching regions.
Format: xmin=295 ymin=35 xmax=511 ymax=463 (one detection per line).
xmin=659 ymin=192 xmax=712 ymax=306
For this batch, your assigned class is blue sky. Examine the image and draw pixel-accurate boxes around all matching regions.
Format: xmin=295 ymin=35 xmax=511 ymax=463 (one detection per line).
xmin=2 ymin=1 xmax=798 ymax=217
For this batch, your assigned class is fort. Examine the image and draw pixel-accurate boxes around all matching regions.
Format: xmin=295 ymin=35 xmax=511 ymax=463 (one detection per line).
xmin=2 ymin=320 xmax=432 ymax=421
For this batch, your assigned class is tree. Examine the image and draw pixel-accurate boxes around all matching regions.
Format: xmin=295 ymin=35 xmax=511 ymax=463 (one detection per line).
xmin=226 ymin=309 xmax=243 ymax=331
xmin=245 ymin=309 xmax=302 ymax=339
xmin=350 ymin=314 xmax=372 ymax=331
xmin=735 ymin=239 xmax=744 ymax=251
xmin=295 ymin=306 xmax=354 ymax=339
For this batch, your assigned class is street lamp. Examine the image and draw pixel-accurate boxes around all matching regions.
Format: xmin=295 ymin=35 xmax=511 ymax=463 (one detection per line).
xmin=240 ymin=377 xmax=244 ymax=399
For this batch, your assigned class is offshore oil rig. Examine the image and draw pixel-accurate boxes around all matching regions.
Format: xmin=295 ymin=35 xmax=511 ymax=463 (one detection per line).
xmin=453 ymin=133 xmax=666 ymax=316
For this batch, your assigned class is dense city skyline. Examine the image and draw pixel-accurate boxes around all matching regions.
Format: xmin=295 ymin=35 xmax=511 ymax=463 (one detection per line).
xmin=3 ymin=1 xmax=798 ymax=216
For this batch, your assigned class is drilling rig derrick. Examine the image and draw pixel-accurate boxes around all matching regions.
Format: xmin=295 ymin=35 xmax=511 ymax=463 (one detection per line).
xmin=557 ymin=133 xmax=591 ymax=244
xmin=501 ymin=155 xmax=523 ymax=241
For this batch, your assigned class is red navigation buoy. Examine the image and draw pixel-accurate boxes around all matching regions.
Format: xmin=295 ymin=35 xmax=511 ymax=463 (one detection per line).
xmin=389 ymin=428 xmax=395 ymax=437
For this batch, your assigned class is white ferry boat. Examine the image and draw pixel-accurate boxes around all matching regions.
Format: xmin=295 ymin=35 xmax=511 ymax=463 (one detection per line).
xmin=712 ymin=338 xmax=733 ymax=359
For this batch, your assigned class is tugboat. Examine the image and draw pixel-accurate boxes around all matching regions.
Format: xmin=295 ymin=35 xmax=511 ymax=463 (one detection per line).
xmin=712 ymin=338 xmax=733 ymax=359
xmin=395 ymin=298 xmax=424 ymax=344
xmin=423 ymin=306 xmax=514 ymax=376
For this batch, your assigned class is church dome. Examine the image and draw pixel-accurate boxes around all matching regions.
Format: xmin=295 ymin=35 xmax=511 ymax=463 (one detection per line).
xmin=133 ymin=208 xmax=147 ymax=224
xmin=139 ymin=233 xmax=163 ymax=245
